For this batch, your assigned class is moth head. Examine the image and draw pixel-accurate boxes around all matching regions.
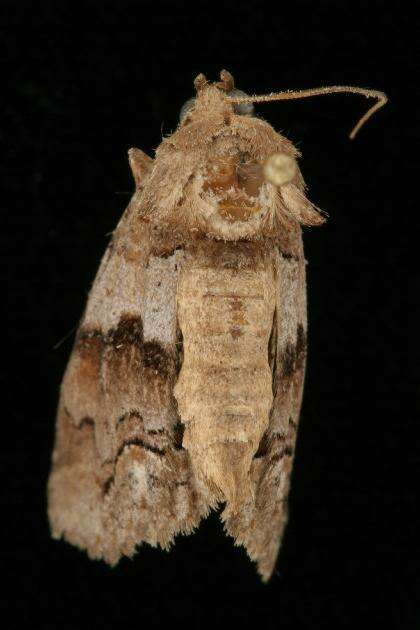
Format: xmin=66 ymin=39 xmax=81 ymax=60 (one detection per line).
xmin=138 ymin=71 xmax=324 ymax=240
xmin=179 ymin=70 xmax=254 ymax=123
xmin=139 ymin=70 xmax=386 ymax=240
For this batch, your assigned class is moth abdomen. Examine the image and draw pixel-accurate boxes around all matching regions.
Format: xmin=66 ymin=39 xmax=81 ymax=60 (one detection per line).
xmin=174 ymin=240 xmax=277 ymax=506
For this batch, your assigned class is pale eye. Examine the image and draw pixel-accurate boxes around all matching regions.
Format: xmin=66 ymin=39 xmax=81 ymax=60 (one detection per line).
xmin=227 ymin=88 xmax=254 ymax=117
xmin=179 ymin=98 xmax=196 ymax=122
xmin=179 ymin=89 xmax=255 ymax=123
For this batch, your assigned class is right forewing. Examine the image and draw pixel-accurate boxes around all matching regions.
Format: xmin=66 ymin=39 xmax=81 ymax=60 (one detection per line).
xmin=224 ymin=230 xmax=307 ymax=581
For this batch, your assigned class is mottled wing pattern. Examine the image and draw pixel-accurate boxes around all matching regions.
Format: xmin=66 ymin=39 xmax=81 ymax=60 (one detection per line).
xmin=225 ymin=234 xmax=307 ymax=581
xmin=48 ymin=203 xmax=211 ymax=564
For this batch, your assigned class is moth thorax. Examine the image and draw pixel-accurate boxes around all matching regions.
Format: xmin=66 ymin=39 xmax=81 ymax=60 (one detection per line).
xmin=202 ymin=152 xmax=265 ymax=223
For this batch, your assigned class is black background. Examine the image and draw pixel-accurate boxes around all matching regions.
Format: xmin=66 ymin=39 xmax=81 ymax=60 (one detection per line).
xmin=2 ymin=1 xmax=418 ymax=628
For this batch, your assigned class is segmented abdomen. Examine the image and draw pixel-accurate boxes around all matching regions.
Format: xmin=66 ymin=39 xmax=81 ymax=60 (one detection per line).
xmin=174 ymin=242 xmax=276 ymax=501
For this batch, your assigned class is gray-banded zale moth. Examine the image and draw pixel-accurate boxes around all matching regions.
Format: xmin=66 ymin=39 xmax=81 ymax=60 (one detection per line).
xmin=48 ymin=70 xmax=386 ymax=580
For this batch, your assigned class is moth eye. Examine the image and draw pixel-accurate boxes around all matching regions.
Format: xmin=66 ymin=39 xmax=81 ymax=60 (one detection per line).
xmin=227 ymin=88 xmax=254 ymax=117
xmin=179 ymin=88 xmax=254 ymax=123
xmin=179 ymin=98 xmax=196 ymax=122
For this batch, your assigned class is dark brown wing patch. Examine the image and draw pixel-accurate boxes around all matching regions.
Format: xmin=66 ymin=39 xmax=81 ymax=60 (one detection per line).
xmin=48 ymin=215 xmax=213 ymax=564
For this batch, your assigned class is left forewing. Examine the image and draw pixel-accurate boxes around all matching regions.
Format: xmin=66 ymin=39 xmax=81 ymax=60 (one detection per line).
xmin=48 ymin=199 xmax=211 ymax=564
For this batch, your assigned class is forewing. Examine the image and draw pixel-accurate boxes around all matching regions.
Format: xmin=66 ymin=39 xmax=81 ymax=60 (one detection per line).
xmin=225 ymin=233 xmax=307 ymax=581
xmin=48 ymin=201 xmax=210 ymax=564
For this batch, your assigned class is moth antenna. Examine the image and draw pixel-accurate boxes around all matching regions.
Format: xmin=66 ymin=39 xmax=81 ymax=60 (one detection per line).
xmin=227 ymin=85 xmax=388 ymax=139
xmin=217 ymin=69 xmax=235 ymax=92
xmin=194 ymin=73 xmax=208 ymax=93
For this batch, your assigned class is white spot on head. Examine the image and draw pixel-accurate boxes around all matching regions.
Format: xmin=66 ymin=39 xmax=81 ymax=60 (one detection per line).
xmin=264 ymin=153 xmax=296 ymax=187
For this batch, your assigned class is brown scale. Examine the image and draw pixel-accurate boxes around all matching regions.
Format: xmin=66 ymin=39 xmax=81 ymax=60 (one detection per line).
xmin=203 ymin=153 xmax=264 ymax=222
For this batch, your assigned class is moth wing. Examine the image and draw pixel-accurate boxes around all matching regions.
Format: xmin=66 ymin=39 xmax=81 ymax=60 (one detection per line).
xmin=225 ymin=239 xmax=307 ymax=581
xmin=48 ymin=187 xmax=211 ymax=564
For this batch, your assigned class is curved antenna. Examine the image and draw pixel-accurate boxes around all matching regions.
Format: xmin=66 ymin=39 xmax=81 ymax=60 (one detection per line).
xmin=227 ymin=85 xmax=388 ymax=139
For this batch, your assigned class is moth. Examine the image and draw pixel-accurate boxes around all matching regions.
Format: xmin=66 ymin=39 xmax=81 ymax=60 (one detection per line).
xmin=48 ymin=70 xmax=386 ymax=581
